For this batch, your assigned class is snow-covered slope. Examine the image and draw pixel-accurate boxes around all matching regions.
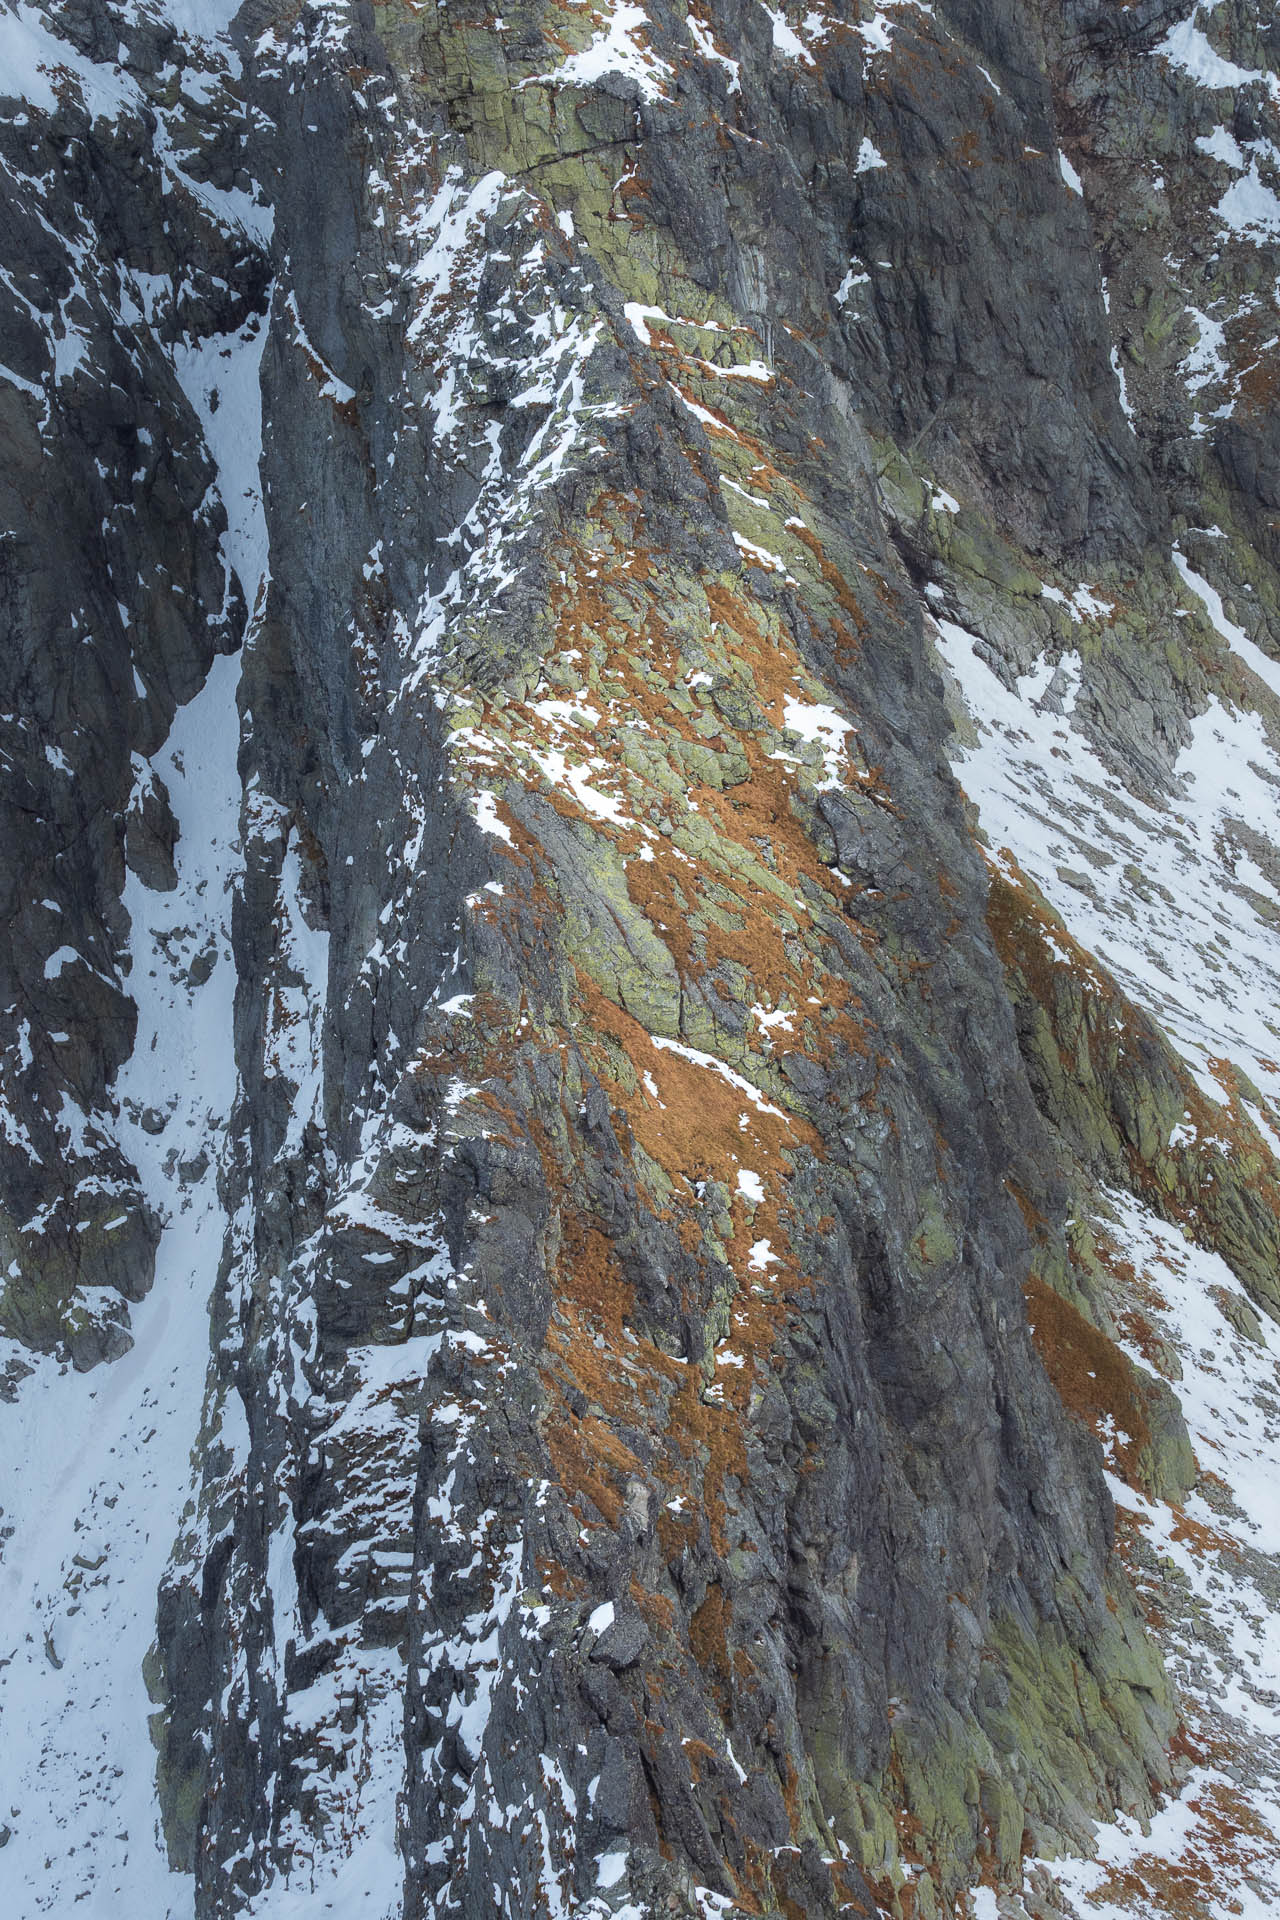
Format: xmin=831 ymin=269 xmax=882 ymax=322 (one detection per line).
xmin=0 ymin=646 xmax=242 ymax=1916
xmin=931 ymin=578 xmax=1280 ymax=1915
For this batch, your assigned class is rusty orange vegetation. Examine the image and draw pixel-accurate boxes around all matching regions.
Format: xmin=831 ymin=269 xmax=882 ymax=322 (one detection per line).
xmin=1087 ymin=1773 xmax=1280 ymax=1919
xmin=1023 ymin=1272 xmax=1154 ymax=1490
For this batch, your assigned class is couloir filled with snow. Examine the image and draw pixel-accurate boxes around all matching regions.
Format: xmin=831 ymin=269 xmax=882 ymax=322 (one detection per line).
xmin=0 ymin=643 xmax=242 ymax=1918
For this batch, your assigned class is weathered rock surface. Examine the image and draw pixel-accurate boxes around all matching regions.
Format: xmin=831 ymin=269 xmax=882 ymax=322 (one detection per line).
xmin=5 ymin=0 xmax=1280 ymax=1916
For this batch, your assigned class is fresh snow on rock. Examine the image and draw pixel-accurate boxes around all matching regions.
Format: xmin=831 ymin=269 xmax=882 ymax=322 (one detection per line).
xmin=1023 ymin=1190 xmax=1280 ymax=1917
xmin=931 ymin=609 xmax=1280 ymax=1113
xmin=0 ymin=647 xmax=243 ymax=1917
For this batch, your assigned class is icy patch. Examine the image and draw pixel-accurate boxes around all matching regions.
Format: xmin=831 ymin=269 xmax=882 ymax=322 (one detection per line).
xmin=1045 ymin=1769 xmax=1280 ymax=1920
xmin=1216 ymin=163 xmax=1280 ymax=239
xmin=934 ymin=588 xmax=1280 ymax=1901
xmin=854 ymin=0 xmax=934 ymax=58
xmin=0 ymin=0 xmax=270 ymax=251
xmin=834 ymin=264 xmax=871 ymax=306
xmin=752 ymin=1005 xmax=795 ymax=1050
xmin=530 ymin=746 xmax=634 ymax=826
xmin=669 ymin=383 xmax=741 ymax=435
xmin=1037 ymin=581 xmax=1113 ymax=626
xmin=1113 ymin=342 xmax=1137 ymax=422
xmin=1155 ymin=15 xmax=1274 ymax=94
xmin=151 ymin=0 xmax=249 ymax=43
xmin=779 ymin=696 xmax=853 ymax=789
xmin=760 ymin=3 xmax=816 ymax=65
xmin=283 ymin=287 xmax=355 ymax=404
xmin=651 ymin=1038 xmax=789 ymax=1120
xmin=686 ymin=10 xmax=741 ymax=91
xmin=267 ymin=829 xmax=330 ymax=1155
xmin=1197 ymin=124 xmax=1249 ymax=169
xmin=174 ymin=308 xmax=270 ymax=616
xmin=697 ymin=355 xmax=772 ymax=383
xmin=1173 ymin=545 xmax=1280 ymax=703
xmin=1181 ymin=305 xmax=1230 ymax=418
xmin=523 ymin=1 xmax=673 ymax=100
xmin=472 ymin=790 xmax=513 ymax=843
xmin=404 ymin=169 xmax=507 ymax=338
xmin=733 ymin=531 xmax=794 ymax=577
xmin=722 ymin=477 xmax=770 ymax=509
xmin=624 ymin=301 xmax=660 ymax=346
xmin=1059 ymin=151 xmax=1084 ymax=196
xmin=622 ymin=301 xmax=729 ymax=347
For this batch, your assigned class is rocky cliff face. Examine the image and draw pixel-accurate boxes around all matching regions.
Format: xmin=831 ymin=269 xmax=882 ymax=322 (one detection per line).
xmin=4 ymin=1 xmax=1280 ymax=1916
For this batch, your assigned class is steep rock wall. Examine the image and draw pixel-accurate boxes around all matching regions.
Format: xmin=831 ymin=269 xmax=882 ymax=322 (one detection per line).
xmin=4 ymin=2 xmax=1280 ymax=1918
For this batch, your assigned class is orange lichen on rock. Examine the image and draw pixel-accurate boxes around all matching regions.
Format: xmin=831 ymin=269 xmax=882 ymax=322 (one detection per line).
xmin=1024 ymin=1273 xmax=1153 ymax=1487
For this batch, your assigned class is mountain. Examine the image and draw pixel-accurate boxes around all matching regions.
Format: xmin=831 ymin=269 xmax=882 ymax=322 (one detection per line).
xmin=3 ymin=0 xmax=1280 ymax=1914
